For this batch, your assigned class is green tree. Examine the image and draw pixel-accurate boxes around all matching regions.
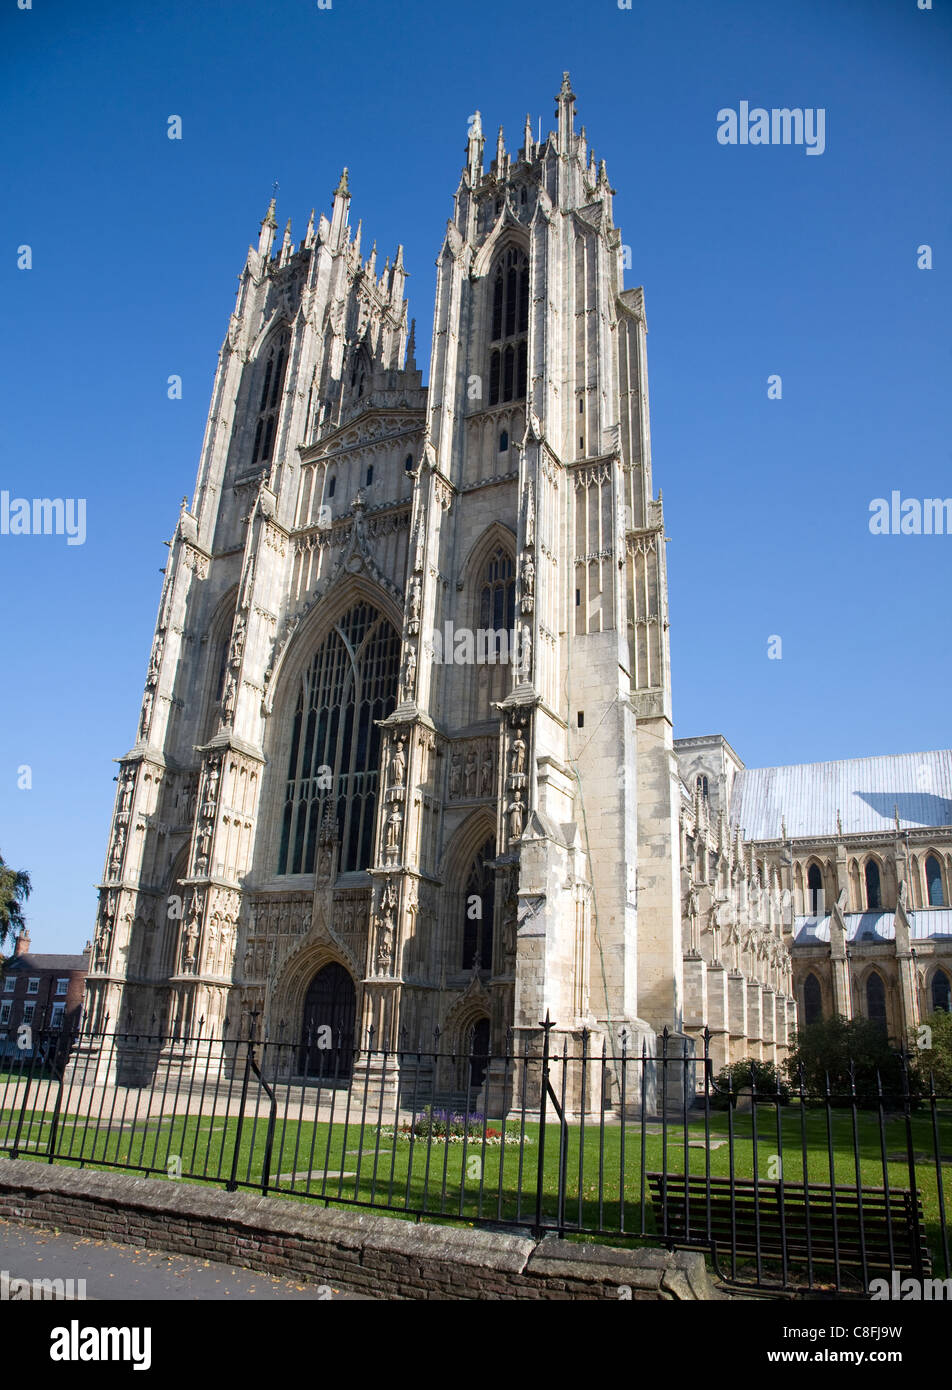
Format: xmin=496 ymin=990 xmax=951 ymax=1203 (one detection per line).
xmin=913 ymin=1009 xmax=952 ymax=1096
xmin=785 ymin=1014 xmax=916 ymax=1104
xmin=0 ymin=852 xmax=31 ymax=949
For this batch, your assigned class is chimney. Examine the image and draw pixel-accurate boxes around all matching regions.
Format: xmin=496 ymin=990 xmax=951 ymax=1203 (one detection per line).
xmin=14 ymin=931 xmax=30 ymax=957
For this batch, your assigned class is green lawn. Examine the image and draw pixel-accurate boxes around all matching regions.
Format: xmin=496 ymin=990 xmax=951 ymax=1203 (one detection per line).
xmin=3 ymin=1100 xmax=949 ymax=1283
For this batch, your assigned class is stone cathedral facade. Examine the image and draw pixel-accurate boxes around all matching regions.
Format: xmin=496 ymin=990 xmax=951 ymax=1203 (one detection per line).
xmin=85 ymin=75 xmax=797 ymax=1088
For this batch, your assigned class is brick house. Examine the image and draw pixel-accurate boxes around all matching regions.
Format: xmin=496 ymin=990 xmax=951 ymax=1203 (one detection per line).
xmin=0 ymin=933 xmax=90 ymax=1050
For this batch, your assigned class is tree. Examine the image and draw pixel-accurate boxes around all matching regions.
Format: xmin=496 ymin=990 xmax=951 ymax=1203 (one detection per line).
xmin=914 ymin=1010 xmax=952 ymax=1096
xmin=0 ymin=852 xmax=31 ymax=949
xmin=785 ymin=1014 xmax=916 ymax=1104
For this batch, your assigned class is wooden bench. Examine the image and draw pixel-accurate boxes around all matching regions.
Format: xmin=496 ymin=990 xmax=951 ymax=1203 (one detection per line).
xmin=646 ymin=1172 xmax=931 ymax=1277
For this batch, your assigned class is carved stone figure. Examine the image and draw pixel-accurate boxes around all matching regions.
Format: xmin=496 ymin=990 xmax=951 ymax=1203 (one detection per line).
xmin=508 ymin=796 xmax=525 ymax=841
xmin=390 ymin=737 xmax=406 ymax=787
xmin=480 ymin=746 xmax=494 ymax=796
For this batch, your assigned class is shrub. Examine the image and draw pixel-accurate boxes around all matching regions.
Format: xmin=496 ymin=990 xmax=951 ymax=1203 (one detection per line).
xmin=709 ymin=1058 xmax=790 ymax=1109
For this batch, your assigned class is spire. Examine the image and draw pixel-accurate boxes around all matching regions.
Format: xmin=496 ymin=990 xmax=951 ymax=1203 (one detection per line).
xmin=257 ymin=197 xmax=277 ymax=259
xmin=523 ymin=112 xmax=534 ymax=161
xmin=467 ymin=110 xmax=484 ymax=182
xmin=353 ymin=218 xmax=362 ymax=256
xmin=280 ymin=217 xmax=293 ymax=264
xmin=406 ymin=317 xmax=417 ymax=370
xmin=304 ymin=208 xmax=316 ymax=248
xmin=556 ymin=70 xmax=576 ymax=153
xmin=367 ymin=239 xmax=377 ymax=277
xmin=330 ymin=167 xmax=351 ymax=249
xmin=496 ymin=125 xmax=506 ymax=173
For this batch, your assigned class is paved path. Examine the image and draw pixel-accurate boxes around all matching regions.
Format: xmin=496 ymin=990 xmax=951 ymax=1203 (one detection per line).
xmin=0 ymin=1218 xmax=370 ymax=1300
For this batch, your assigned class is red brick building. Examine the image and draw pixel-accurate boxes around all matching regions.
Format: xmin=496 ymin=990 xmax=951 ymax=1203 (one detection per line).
xmin=0 ymin=933 xmax=89 ymax=1047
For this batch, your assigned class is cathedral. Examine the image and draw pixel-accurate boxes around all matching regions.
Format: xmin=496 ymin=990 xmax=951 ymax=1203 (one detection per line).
xmin=84 ymin=74 xmax=950 ymax=1097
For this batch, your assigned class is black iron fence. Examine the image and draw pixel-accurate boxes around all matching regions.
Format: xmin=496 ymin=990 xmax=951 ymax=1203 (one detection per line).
xmin=1 ymin=1020 xmax=949 ymax=1294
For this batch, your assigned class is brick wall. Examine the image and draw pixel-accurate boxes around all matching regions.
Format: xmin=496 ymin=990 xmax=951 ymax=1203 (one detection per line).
xmin=0 ymin=1159 xmax=721 ymax=1301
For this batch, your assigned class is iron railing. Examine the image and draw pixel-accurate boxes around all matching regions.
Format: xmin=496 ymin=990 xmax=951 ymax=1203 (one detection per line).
xmin=0 ymin=1020 xmax=948 ymax=1293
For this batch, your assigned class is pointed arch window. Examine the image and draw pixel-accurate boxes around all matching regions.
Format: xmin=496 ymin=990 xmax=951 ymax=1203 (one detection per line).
xmin=277 ymin=603 xmax=401 ymax=877
xmin=807 ymin=863 xmax=823 ymax=916
xmin=803 ymin=973 xmax=823 ymax=1026
xmin=926 ymin=854 xmax=945 ymax=907
xmin=696 ymin=774 xmax=709 ymax=801
xmin=932 ymin=969 xmax=951 ymax=1014
xmin=864 ymin=859 xmax=882 ymax=911
xmin=866 ymin=971 xmax=888 ymax=1034
xmin=488 ymin=247 xmax=529 ymax=406
xmin=251 ymin=330 xmax=290 ymax=465
xmin=461 ymin=837 xmax=496 ymax=971
xmin=478 ymin=546 xmax=516 ymax=633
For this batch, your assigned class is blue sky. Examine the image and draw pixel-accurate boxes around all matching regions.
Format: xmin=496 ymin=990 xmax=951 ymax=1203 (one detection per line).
xmin=1 ymin=0 xmax=949 ymax=953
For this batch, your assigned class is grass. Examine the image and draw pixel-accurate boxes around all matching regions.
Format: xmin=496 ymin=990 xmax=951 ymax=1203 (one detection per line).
xmin=3 ymin=1098 xmax=949 ymax=1284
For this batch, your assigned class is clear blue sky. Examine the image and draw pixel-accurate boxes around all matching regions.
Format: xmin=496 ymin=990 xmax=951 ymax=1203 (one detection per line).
xmin=1 ymin=0 xmax=949 ymax=953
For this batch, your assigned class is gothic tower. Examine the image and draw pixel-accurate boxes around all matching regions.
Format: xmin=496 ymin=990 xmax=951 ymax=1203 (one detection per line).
xmin=86 ymin=74 xmax=683 ymax=1088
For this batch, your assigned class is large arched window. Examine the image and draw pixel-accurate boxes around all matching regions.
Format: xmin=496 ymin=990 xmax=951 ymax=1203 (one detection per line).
xmin=461 ymin=837 xmax=496 ymax=971
xmin=926 ymin=854 xmax=945 ymax=907
xmin=807 ymin=863 xmax=823 ymax=916
xmin=251 ymin=330 xmax=290 ymax=465
xmin=932 ymin=969 xmax=951 ymax=1014
xmin=277 ymin=603 xmax=401 ymax=876
xmin=866 ymin=972 xmax=888 ymax=1034
xmin=488 ymin=247 xmax=529 ymax=406
xmin=803 ymin=972 xmax=823 ymax=1026
xmin=864 ymin=859 xmax=882 ymax=911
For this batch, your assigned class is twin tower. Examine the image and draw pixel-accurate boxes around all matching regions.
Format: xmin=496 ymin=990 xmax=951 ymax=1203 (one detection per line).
xmin=86 ymin=75 xmax=687 ymax=1086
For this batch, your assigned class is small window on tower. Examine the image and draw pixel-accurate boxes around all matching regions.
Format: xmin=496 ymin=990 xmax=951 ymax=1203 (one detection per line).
xmin=499 ymin=430 xmax=509 ymax=453
xmin=404 ymin=454 xmax=414 ymax=473
xmin=366 ymin=465 xmax=374 ymax=486
xmin=520 ymin=186 xmax=527 ymax=206
xmin=328 ymin=476 xmax=336 ymax=500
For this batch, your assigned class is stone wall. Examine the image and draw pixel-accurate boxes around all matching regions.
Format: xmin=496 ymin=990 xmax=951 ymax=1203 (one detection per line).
xmin=0 ymin=1160 xmax=721 ymax=1301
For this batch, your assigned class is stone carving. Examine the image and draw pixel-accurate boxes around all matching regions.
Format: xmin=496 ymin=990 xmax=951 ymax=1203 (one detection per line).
xmin=401 ymin=642 xmax=417 ymax=700
xmin=507 ymin=795 xmax=525 ymax=842
xmin=520 ymin=553 xmax=535 ymax=613
xmin=448 ymin=738 xmax=496 ymax=802
xmin=407 ymin=577 xmax=422 ymax=634
xmin=390 ymin=736 xmax=406 ymax=788
xmin=108 ymin=824 xmax=126 ymax=879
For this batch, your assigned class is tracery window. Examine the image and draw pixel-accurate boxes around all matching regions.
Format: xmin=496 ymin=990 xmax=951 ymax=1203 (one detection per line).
xmin=251 ymin=330 xmax=290 ymax=466
xmin=864 ymin=859 xmax=882 ymax=911
xmin=932 ymin=969 xmax=951 ymax=1013
xmin=488 ymin=247 xmax=529 ymax=406
xmin=478 ymin=546 xmax=515 ymax=632
xmin=926 ymin=854 xmax=944 ymax=907
xmin=277 ymin=603 xmax=401 ymax=876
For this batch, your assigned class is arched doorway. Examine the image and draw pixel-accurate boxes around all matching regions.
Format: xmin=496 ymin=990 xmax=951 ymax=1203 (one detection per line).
xmin=299 ymin=962 xmax=357 ymax=1077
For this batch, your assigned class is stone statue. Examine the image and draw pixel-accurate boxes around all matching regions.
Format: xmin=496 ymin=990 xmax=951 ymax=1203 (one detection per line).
xmin=391 ymin=737 xmax=406 ymax=787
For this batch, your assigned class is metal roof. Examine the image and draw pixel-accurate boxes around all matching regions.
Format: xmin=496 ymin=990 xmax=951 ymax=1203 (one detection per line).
xmin=731 ymin=749 xmax=952 ymax=840
xmin=793 ymin=909 xmax=952 ymax=945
